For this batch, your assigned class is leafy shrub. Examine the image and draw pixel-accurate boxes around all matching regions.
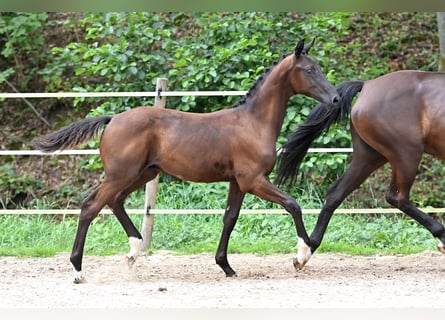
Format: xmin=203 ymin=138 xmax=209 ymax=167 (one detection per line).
xmin=0 ymin=163 xmax=44 ymax=209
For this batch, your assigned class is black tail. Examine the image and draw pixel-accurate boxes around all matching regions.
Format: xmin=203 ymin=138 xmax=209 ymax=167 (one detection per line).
xmin=32 ymin=116 xmax=112 ymax=152
xmin=275 ymin=80 xmax=364 ymax=187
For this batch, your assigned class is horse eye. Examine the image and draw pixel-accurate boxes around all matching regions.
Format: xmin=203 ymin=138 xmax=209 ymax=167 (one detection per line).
xmin=305 ymin=68 xmax=314 ymax=75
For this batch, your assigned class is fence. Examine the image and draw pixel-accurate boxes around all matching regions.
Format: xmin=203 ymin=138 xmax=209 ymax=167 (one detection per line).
xmin=1 ymin=78 xmax=442 ymax=249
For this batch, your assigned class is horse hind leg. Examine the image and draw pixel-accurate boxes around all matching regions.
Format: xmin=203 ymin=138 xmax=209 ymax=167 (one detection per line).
xmin=108 ymin=199 xmax=143 ymax=269
xmin=385 ymin=155 xmax=445 ymax=254
xmin=70 ymin=173 xmax=148 ymax=284
xmin=70 ymin=186 xmax=109 ymax=284
xmin=108 ymin=167 xmax=161 ymax=269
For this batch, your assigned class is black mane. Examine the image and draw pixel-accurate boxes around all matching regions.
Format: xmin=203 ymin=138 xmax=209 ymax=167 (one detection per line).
xmin=229 ymin=53 xmax=290 ymax=109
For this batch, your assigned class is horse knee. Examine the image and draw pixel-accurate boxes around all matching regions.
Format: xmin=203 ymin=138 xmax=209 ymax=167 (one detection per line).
xmin=222 ymin=213 xmax=237 ymax=227
xmin=431 ymin=224 xmax=445 ymax=239
xmin=222 ymin=204 xmax=240 ymax=225
xmin=283 ymin=198 xmax=301 ymax=215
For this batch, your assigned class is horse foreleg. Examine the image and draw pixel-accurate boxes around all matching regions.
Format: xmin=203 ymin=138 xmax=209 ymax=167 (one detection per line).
xmin=215 ymin=181 xmax=245 ymax=277
xmin=247 ymin=177 xmax=310 ymax=270
xmin=305 ymin=135 xmax=387 ymax=269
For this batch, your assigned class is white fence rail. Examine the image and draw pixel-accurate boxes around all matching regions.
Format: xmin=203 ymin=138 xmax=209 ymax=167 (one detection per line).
xmin=1 ymin=208 xmax=444 ymax=216
xmin=0 ymin=90 xmax=248 ymax=99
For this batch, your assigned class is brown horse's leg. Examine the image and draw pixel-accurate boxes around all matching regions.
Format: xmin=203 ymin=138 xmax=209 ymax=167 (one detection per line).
xmin=385 ymin=154 xmax=445 ymax=253
xmin=107 ymin=169 xmax=160 ymax=268
xmin=70 ymin=172 xmax=150 ymax=284
xmin=308 ymin=134 xmax=387 ymax=267
xmin=70 ymin=185 xmax=110 ymax=283
xmin=246 ymin=176 xmax=310 ymax=269
xmin=109 ymin=200 xmax=143 ymax=267
xmin=215 ymin=181 xmax=245 ymax=277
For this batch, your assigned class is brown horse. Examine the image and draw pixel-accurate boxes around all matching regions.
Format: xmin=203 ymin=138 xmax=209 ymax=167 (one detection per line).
xmin=33 ymin=39 xmax=339 ymax=283
xmin=276 ymin=70 xmax=445 ymax=269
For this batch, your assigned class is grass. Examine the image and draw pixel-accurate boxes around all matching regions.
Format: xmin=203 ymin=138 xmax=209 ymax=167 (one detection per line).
xmin=0 ymin=212 xmax=438 ymax=258
xmin=0 ymin=180 xmax=441 ymax=257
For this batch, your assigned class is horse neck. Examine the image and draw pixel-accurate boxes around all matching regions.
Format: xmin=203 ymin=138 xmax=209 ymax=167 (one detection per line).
xmin=244 ymin=56 xmax=295 ymax=139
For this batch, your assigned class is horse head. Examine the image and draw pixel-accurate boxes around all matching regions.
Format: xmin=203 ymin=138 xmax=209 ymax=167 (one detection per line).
xmin=290 ymin=38 xmax=339 ymax=106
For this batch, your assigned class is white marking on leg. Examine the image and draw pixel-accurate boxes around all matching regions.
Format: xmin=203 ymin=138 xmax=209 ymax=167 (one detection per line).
xmin=296 ymin=237 xmax=312 ymax=267
xmin=127 ymin=236 xmax=142 ymax=260
xmin=73 ymin=268 xmax=85 ymax=284
xmin=438 ymin=240 xmax=445 ymax=253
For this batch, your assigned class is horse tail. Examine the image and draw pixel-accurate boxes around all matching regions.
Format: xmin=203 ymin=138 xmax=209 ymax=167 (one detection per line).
xmin=274 ymin=80 xmax=364 ymax=187
xmin=32 ymin=116 xmax=113 ymax=152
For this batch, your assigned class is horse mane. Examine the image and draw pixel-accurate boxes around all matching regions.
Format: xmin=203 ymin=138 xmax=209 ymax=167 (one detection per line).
xmin=274 ymin=80 xmax=364 ymax=187
xmin=229 ymin=53 xmax=290 ymax=109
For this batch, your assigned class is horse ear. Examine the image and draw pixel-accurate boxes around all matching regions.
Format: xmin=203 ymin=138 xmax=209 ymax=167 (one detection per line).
xmin=294 ymin=39 xmax=305 ymax=58
xmin=303 ymin=37 xmax=316 ymax=55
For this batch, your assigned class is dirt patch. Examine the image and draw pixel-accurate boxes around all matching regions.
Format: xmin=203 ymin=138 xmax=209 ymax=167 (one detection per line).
xmin=1 ymin=250 xmax=444 ymax=308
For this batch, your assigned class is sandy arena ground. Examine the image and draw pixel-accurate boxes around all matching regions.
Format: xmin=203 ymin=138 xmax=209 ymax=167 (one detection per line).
xmin=0 ymin=250 xmax=444 ymax=309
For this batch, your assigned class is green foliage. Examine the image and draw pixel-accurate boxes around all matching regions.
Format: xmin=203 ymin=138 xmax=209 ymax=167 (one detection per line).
xmin=44 ymin=12 xmax=351 ymax=120
xmin=41 ymin=12 xmax=356 ymax=178
xmin=0 ymin=163 xmax=44 ymax=209
xmin=411 ymin=155 xmax=445 ymax=208
xmin=0 ymin=215 xmax=77 ymax=256
xmin=0 ymin=13 xmax=48 ymax=89
xmin=318 ymin=214 xmax=437 ymax=254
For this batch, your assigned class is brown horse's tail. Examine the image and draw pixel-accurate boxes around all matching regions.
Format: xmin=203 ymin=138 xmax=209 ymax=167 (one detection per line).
xmin=275 ymin=80 xmax=364 ymax=187
xmin=32 ymin=116 xmax=112 ymax=152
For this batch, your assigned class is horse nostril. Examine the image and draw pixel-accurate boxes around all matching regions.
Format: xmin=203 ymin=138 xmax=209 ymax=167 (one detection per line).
xmin=332 ymin=95 xmax=340 ymax=105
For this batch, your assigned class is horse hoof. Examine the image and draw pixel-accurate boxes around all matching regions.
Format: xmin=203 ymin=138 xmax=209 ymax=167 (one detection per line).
xmin=126 ymin=255 xmax=136 ymax=268
xmin=292 ymin=257 xmax=307 ymax=270
xmin=295 ymin=237 xmax=311 ymax=270
xmin=73 ymin=270 xmax=86 ymax=284
xmin=73 ymin=275 xmax=87 ymax=284
xmin=223 ymin=268 xmax=237 ymax=277
xmin=437 ymin=241 xmax=445 ymax=254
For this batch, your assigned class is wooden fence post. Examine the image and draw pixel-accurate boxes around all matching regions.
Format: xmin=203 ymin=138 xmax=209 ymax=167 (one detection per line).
xmin=140 ymin=78 xmax=168 ymax=252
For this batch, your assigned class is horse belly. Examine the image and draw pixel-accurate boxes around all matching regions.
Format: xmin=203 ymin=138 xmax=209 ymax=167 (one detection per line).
xmin=160 ymin=155 xmax=235 ymax=183
xmin=164 ymin=166 xmax=233 ymax=183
